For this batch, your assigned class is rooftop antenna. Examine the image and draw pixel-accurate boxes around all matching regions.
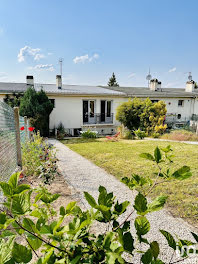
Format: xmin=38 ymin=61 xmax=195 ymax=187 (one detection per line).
xmin=188 ymin=72 xmax=192 ymax=81
xmin=59 ymin=58 xmax=63 ymax=76
xmin=146 ymin=68 xmax=152 ymax=88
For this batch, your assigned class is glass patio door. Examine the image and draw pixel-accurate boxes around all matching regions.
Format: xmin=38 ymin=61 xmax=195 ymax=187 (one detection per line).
xmin=83 ymin=100 xmax=95 ymax=124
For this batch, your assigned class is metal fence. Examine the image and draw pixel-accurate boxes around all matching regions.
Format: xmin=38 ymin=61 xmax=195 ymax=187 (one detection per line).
xmin=0 ymin=101 xmax=26 ymax=181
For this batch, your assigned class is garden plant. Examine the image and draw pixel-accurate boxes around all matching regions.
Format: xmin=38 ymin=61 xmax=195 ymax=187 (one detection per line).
xmin=81 ymin=129 xmax=98 ymax=139
xmin=116 ymin=98 xmax=167 ymax=136
xmin=22 ymin=132 xmax=59 ymax=184
xmin=0 ymin=144 xmax=197 ymax=263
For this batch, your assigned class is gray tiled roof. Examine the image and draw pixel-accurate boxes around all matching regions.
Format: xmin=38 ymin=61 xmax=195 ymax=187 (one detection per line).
xmin=34 ymin=83 xmax=125 ymax=96
xmin=102 ymin=86 xmax=198 ymax=98
xmin=0 ymin=81 xmax=198 ymax=98
xmin=0 ymin=82 xmax=125 ymax=96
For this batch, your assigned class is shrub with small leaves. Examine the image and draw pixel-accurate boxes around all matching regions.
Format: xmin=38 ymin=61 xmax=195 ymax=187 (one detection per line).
xmin=81 ymin=129 xmax=98 ymax=138
xmin=134 ymin=128 xmax=146 ymax=139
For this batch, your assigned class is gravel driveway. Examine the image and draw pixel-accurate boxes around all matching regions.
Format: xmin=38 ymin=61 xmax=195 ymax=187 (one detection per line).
xmin=49 ymin=139 xmax=198 ymax=264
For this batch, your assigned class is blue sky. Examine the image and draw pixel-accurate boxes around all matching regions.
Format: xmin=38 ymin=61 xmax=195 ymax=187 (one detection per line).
xmin=0 ymin=0 xmax=198 ymax=87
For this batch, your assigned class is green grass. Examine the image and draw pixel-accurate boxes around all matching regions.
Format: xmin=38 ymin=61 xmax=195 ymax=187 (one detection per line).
xmin=61 ymin=138 xmax=198 ymax=227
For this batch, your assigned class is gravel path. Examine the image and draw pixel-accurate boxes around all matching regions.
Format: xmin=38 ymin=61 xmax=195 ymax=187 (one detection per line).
xmin=49 ymin=139 xmax=198 ymax=264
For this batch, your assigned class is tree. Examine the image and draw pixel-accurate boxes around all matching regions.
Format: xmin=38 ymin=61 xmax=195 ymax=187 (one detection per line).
xmin=20 ymin=87 xmax=53 ymax=136
xmin=108 ymin=72 xmax=119 ymax=87
xmin=4 ymin=92 xmax=23 ymax=107
xmin=116 ymin=97 xmax=167 ymax=135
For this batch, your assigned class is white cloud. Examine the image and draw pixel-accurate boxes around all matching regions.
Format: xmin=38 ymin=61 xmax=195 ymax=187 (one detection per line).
xmin=73 ymin=53 xmax=99 ymax=64
xmin=29 ymin=64 xmax=54 ymax=71
xmin=168 ymin=67 xmax=176 ymax=73
xmin=128 ymin=73 xmax=136 ymax=78
xmin=18 ymin=46 xmax=45 ymax=62
xmin=48 ymin=52 xmax=53 ymax=56
xmin=34 ymin=53 xmax=45 ymax=61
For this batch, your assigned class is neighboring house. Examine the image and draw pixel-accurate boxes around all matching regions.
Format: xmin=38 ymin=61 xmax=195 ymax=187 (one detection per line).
xmin=0 ymin=75 xmax=198 ymax=135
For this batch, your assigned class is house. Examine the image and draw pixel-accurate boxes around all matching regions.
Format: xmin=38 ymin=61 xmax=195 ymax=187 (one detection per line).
xmin=0 ymin=75 xmax=198 ymax=135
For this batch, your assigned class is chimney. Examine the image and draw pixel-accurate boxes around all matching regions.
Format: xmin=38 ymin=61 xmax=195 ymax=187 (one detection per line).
xmin=56 ymin=75 xmax=62 ymax=89
xmin=150 ymin=78 xmax=161 ymax=91
xmin=185 ymin=80 xmax=195 ymax=92
xmin=26 ymin=75 xmax=34 ymax=86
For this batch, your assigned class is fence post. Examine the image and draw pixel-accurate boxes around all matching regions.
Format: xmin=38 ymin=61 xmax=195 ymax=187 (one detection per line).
xmin=14 ymin=107 xmax=22 ymax=168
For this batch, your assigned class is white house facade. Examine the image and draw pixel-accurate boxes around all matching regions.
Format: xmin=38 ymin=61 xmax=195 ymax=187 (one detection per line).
xmin=0 ymin=75 xmax=198 ymax=135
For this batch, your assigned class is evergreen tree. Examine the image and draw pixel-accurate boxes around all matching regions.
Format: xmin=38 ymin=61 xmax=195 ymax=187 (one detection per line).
xmin=108 ymin=72 xmax=119 ymax=87
xmin=20 ymin=87 xmax=53 ymax=136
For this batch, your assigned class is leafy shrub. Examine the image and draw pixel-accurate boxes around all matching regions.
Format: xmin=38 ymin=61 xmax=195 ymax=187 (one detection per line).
xmin=155 ymin=124 xmax=167 ymax=134
xmin=0 ymin=146 xmax=196 ymax=263
xmin=22 ymin=132 xmax=58 ymax=184
xmin=116 ymin=98 xmax=167 ymax=135
xmin=123 ymin=129 xmax=134 ymax=139
xmin=56 ymin=122 xmax=65 ymax=139
xmin=134 ymin=128 xmax=146 ymax=139
xmin=152 ymin=132 xmax=160 ymax=138
xmin=81 ymin=129 xmax=98 ymax=138
xmin=161 ymin=129 xmax=198 ymax=141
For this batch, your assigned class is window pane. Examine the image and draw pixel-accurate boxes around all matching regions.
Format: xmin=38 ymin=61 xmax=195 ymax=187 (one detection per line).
xmin=178 ymin=100 xmax=184 ymax=106
xmin=90 ymin=101 xmax=94 ymax=117
xmin=49 ymin=99 xmax=55 ymax=108
xmin=107 ymin=101 xmax=111 ymax=117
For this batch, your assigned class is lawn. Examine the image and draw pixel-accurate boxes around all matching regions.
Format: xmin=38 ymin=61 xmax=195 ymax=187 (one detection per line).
xmin=61 ymin=138 xmax=198 ymax=227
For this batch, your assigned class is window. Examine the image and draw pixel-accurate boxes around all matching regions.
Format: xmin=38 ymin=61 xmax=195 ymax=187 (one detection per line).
xmin=89 ymin=101 xmax=95 ymax=117
xmin=107 ymin=101 xmax=111 ymax=117
xmin=178 ymin=100 xmax=184 ymax=107
xmin=151 ymin=100 xmax=159 ymax=103
xmin=49 ymin=99 xmax=55 ymax=108
xmin=177 ymin=114 xmax=181 ymax=119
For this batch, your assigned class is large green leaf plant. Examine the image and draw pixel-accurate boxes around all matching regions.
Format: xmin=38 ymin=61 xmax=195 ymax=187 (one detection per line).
xmin=0 ymin=146 xmax=197 ymax=263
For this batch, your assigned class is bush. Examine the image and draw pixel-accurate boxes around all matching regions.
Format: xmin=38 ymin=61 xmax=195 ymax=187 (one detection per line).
xmin=81 ymin=129 xmax=98 ymax=138
xmin=155 ymin=124 xmax=167 ymax=134
xmin=22 ymin=132 xmax=58 ymax=184
xmin=57 ymin=122 xmax=65 ymax=139
xmin=134 ymin=128 xmax=146 ymax=139
xmin=116 ymin=98 xmax=167 ymax=135
xmin=118 ymin=126 xmax=134 ymax=139
xmin=0 ymin=147 xmax=196 ymax=263
xmin=152 ymin=132 xmax=160 ymax=138
xmin=123 ymin=129 xmax=134 ymax=139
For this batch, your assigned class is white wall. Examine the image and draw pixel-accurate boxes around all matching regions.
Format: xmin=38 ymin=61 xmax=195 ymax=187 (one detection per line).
xmin=193 ymin=98 xmax=198 ymax=115
xmin=48 ymin=95 xmax=196 ymax=131
xmin=48 ymin=95 xmax=127 ymax=130
xmin=156 ymin=98 xmax=194 ymax=121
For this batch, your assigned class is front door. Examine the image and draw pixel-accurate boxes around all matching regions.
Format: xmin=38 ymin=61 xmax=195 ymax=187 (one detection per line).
xmin=83 ymin=101 xmax=88 ymax=123
xmin=101 ymin=100 xmax=106 ymax=122
xmin=89 ymin=100 xmax=95 ymax=124
xmin=83 ymin=100 xmax=95 ymax=124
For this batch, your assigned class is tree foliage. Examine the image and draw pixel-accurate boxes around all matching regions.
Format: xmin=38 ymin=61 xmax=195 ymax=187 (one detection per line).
xmin=20 ymin=87 xmax=53 ymax=136
xmin=4 ymin=92 xmax=23 ymax=107
xmin=108 ymin=72 xmax=119 ymax=87
xmin=116 ymin=98 xmax=167 ymax=135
